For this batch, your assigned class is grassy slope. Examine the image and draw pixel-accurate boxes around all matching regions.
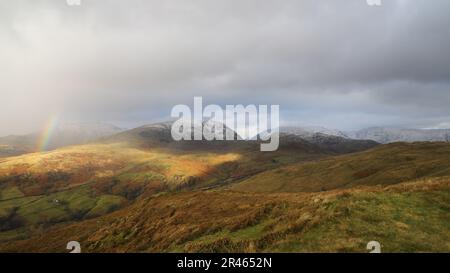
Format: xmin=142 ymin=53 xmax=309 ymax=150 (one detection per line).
xmin=231 ymin=142 xmax=450 ymax=192
xmin=0 ymin=141 xmax=326 ymax=238
xmin=1 ymin=177 xmax=448 ymax=253
xmin=1 ymin=141 xmax=449 ymax=252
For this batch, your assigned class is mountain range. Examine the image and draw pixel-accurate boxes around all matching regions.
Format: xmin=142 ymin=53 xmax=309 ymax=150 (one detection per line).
xmin=281 ymin=126 xmax=450 ymax=144
xmin=3 ymin=123 xmax=450 ymax=158
xmin=348 ymin=127 xmax=450 ymax=144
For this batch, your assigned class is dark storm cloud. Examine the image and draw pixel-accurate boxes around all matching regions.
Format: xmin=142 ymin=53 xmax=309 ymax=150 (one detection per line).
xmin=1 ymin=0 xmax=450 ymax=135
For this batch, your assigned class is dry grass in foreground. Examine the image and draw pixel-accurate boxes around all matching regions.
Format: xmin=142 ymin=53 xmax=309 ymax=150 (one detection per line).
xmin=1 ymin=177 xmax=448 ymax=253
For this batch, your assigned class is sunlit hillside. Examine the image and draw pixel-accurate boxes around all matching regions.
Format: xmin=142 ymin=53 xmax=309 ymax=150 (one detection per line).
xmin=0 ymin=143 xmax=242 ymax=234
xmin=0 ymin=129 xmax=333 ymax=241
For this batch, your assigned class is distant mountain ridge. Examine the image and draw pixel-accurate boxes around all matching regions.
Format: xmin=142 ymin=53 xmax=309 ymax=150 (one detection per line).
xmin=107 ymin=122 xmax=379 ymax=154
xmin=279 ymin=126 xmax=378 ymax=154
xmin=280 ymin=126 xmax=349 ymax=138
xmin=0 ymin=122 xmax=123 ymax=156
xmin=281 ymin=125 xmax=450 ymax=144
xmin=348 ymin=127 xmax=450 ymax=144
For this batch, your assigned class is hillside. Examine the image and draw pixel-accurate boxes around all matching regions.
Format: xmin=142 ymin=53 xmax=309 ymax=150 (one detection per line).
xmin=0 ymin=127 xmax=336 ymax=237
xmin=0 ymin=143 xmax=252 ymax=233
xmin=231 ymin=142 xmax=450 ymax=192
xmin=1 ymin=177 xmax=448 ymax=253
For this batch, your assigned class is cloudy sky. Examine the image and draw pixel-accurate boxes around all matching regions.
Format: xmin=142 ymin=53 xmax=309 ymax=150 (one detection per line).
xmin=1 ymin=0 xmax=450 ymax=136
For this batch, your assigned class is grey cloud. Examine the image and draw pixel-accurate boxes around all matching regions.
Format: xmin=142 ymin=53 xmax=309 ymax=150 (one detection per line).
xmin=1 ymin=0 xmax=450 ymax=135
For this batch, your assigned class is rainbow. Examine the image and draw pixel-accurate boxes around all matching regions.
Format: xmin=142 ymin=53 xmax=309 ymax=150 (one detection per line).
xmin=36 ymin=115 xmax=59 ymax=152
